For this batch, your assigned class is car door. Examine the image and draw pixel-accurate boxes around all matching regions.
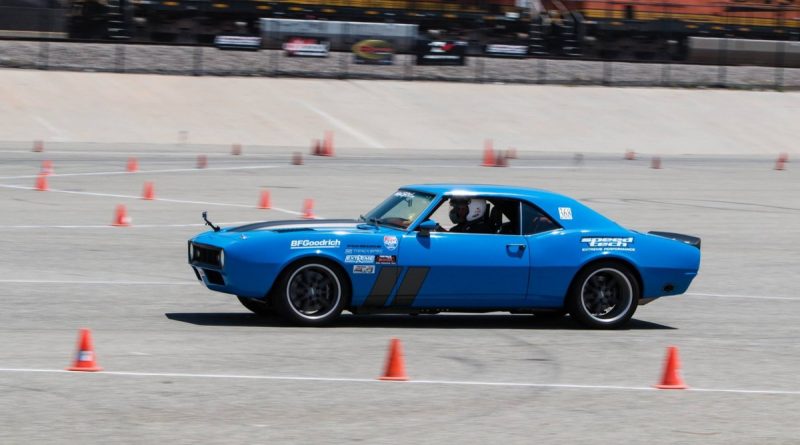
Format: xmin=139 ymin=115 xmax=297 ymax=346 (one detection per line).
xmin=394 ymin=197 xmax=530 ymax=308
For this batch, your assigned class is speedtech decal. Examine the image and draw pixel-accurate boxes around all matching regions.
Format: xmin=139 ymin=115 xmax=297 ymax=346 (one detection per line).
xmin=581 ymin=237 xmax=635 ymax=252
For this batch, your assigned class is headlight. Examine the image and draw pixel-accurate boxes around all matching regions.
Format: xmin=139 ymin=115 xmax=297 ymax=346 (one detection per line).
xmin=219 ymin=250 xmax=225 ymax=268
xmin=188 ymin=242 xmax=194 ymax=260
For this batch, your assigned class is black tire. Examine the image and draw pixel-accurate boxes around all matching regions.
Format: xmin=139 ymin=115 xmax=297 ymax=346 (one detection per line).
xmin=567 ymin=262 xmax=639 ymax=329
xmin=237 ymin=296 xmax=277 ymax=317
xmin=274 ymin=259 xmax=349 ymax=326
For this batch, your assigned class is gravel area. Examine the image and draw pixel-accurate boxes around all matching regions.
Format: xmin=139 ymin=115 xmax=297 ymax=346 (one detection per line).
xmin=2 ymin=39 xmax=799 ymax=89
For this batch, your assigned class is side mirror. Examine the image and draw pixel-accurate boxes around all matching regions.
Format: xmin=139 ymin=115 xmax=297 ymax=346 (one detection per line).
xmin=418 ymin=219 xmax=438 ymax=237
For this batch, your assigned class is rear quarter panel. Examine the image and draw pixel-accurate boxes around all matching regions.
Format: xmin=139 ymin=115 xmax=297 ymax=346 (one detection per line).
xmin=526 ymin=229 xmax=700 ymax=307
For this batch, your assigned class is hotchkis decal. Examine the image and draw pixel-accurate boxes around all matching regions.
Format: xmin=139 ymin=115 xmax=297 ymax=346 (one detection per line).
xmin=353 ymin=265 xmax=376 ymax=274
xmin=375 ymin=255 xmax=397 ymax=264
xmin=581 ymin=237 xmax=635 ymax=252
xmin=394 ymin=191 xmax=415 ymax=199
xmin=345 ymin=255 xmax=375 ymax=264
xmin=290 ymin=239 xmax=341 ymax=249
xmin=383 ymin=235 xmax=398 ymax=251
xmin=558 ymin=207 xmax=573 ymax=220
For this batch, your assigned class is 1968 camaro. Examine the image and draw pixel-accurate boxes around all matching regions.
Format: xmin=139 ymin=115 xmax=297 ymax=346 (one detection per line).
xmin=188 ymin=184 xmax=701 ymax=329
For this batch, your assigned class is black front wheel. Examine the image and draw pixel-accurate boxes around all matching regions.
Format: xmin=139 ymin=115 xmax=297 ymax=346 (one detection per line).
xmin=275 ymin=260 xmax=349 ymax=326
xmin=567 ymin=262 xmax=639 ymax=329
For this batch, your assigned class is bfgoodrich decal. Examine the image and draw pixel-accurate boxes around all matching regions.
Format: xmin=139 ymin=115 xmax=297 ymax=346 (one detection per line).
xmin=290 ymin=239 xmax=341 ymax=249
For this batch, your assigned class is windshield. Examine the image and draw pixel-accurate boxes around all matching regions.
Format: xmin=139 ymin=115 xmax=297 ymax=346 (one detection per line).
xmin=361 ymin=190 xmax=436 ymax=229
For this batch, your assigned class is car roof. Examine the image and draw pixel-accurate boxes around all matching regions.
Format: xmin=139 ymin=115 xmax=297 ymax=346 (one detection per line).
xmin=402 ymin=183 xmax=567 ymax=200
xmin=401 ymin=183 xmax=622 ymax=230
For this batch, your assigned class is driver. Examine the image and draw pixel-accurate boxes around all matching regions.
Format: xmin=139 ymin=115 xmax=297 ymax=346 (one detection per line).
xmin=448 ymin=198 xmax=495 ymax=233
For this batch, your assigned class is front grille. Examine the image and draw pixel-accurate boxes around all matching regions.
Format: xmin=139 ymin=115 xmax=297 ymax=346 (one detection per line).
xmin=189 ymin=242 xmax=222 ymax=267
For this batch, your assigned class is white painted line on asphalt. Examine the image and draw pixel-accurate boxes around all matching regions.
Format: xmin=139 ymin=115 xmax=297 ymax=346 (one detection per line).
xmin=0 ymin=220 xmax=262 ymax=229
xmin=299 ymin=101 xmax=387 ymax=149
xmin=687 ymin=292 xmax=800 ymax=301
xmin=0 ymin=183 xmax=305 ymax=216
xmin=1 ymin=368 xmax=799 ymax=396
xmin=0 ymin=164 xmax=280 ymax=180
xmin=0 ymin=279 xmax=196 ymax=285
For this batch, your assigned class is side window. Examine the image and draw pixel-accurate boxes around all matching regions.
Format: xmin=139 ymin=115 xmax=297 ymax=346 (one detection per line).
xmin=488 ymin=198 xmax=520 ymax=235
xmin=421 ymin=196 xmax=504 ymax=234
xmin=522 ymin=203 xmax=561 ymax=235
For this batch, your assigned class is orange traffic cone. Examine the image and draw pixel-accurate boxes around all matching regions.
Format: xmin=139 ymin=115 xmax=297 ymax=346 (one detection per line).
xmin=775 ymin=153 xmax=788 ymax=171
xmin=33 ymin=140 xmax=44 ymax=152
xmin=379 ymin=338 xmax=409 ymax=381
xmin=323 ymin=131 xmax=334 ymax=157
xmin=35 ymin=173 xmax=48 ymax=191
xmin=126 ymin=157 xmax=139 ymax=173
xmin=625 ymin=150 xmax=636 ymax=160
xmin=41 ymin=160 xmax=53 ymax=176
xmin=482 ymin=139 xmax=495 ymax=167
xmin=231 ymin=143 xmax=242 ymax=156
xmin=654 ymin=346 xmax=688 ymax=389
xmin=197 ymin=154 xmax=208 ymax=169
xmin=112 ymin=204 xmax=131 ymax=227
xmin=67 ymin=328 xmax=103 ymax=372
xmin=142 ymin=181 xmax=155 ymax=200
xmin=651 ymin=156 xmax=662 ymax=170
xmin=301 ymin=199 xmax=315 ymax=219
xmin=259 ymin=190 xmax=272 ymax=209
xmin=292 ymin=152 xmax=304 ymax=165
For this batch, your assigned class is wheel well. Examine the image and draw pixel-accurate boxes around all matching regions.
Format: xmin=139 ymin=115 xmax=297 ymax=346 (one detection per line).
xmin=268 ymin=256 xmax=353 ymax=303
xmin=566 ymin=258 xmax=643 ymax=300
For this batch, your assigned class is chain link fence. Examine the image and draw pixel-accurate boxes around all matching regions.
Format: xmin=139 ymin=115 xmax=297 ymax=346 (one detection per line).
xmin=2 ymin=38 xmax=800 ymax=89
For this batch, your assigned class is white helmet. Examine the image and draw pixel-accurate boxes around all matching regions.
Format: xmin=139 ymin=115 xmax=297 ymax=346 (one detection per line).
xmin=449 ymin=198 xmax=487 ymax=224
xmin=466 ymin=199 xmax=487 ymax=222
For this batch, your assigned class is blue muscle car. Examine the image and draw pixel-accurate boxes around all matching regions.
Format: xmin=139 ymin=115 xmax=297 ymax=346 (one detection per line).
xmin=188 ymin=184 xmax=701 ymax=329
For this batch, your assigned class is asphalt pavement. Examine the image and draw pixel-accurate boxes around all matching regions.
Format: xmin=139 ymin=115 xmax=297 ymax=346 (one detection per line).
xmin=1 ymin=145 xmax=799 ymax=444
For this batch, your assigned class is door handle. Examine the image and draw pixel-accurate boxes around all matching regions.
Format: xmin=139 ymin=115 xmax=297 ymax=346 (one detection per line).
xmin=506 ymin=243 xmax=526 ymax=251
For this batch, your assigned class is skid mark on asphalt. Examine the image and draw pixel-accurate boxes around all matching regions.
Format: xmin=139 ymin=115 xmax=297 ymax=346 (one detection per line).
xmin=299 ymin=101 xmax=386 ymax=149
xmin=0 ymin=184 xmax=306 ymax=217
xmin=1 ymin=368 xmax=799 ymax=396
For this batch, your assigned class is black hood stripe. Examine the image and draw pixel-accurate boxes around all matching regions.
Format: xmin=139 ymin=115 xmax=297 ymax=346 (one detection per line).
xmin=228 ymin=219 xmax=359 ymax=232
